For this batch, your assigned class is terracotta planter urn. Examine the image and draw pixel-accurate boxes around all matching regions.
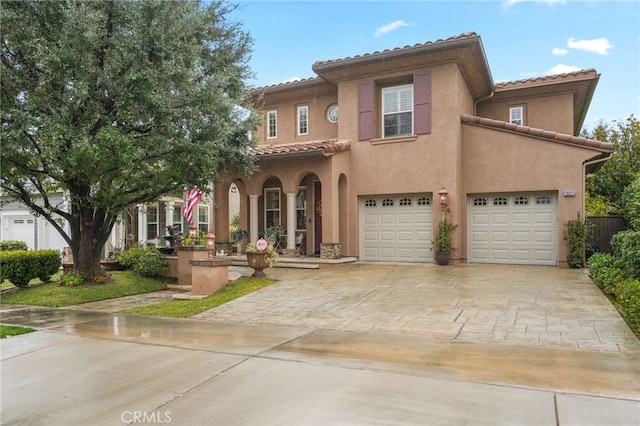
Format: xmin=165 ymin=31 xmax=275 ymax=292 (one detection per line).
xmin=246 ymin=252 xmax=268 ymax=277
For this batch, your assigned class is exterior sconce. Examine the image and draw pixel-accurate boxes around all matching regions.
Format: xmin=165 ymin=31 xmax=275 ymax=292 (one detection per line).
xmin=438 ymin=188 xmax=449 ymax=207
xmin=206 ymin=231 xmax=216 ymax=259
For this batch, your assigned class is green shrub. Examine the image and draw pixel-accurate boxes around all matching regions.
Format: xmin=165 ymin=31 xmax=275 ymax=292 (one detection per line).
xmin=0 ymin=250 xmax=32 ymax=287
xmin=59 ymin=270 xmax=85 ymax=286
xmin=614 ymin=278 xmax=640 ymax=332
xmin=118 ymin=245 xmax=145 ymax=269
xmin=35 ymin=249 xmax=62 ymax=282
xmin=132 ymin=247 xmax=168 ymax=277
xmin=119 ymin=246 xmax=167 ymax=277
xmin=0 ymin=249 xmax=62 ymax=287
xmin=0 ymin=240 xmax=28 ymax=251
xmin=611 ymin=230 xmax=640 ymax=280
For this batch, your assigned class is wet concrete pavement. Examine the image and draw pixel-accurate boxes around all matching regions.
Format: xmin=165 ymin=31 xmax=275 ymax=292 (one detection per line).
xmin=1 ymin=264 xmax=639 ymax=425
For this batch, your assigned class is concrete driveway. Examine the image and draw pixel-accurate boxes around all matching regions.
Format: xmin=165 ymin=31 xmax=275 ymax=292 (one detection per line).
xmin=1 ymin=264 xmax=639 ymax=425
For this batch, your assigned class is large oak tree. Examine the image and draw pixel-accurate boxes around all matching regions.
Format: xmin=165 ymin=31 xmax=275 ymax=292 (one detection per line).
xmin=1 ymin=0 xmax=258 ymax=280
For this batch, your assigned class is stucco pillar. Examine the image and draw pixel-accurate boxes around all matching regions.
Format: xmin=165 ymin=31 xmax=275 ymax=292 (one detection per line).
xmin=137 ymin=204 xmax=147 ymax=244
xmin=249 ymin=194 xmax=259 ymax=243
xmin=286 ymin=192 xmax=296 ymax=250
xmin=213 ymin=184 xmax=230 ymax=241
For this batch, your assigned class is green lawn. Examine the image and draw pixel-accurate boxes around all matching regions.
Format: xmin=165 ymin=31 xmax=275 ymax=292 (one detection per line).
xmin=122 ymin=277 xmax=275 ymax=318
xmin=0 ymin=271 xmax=169 ymax=307
xmin=0 ymin=324 xmax=36 ymax=338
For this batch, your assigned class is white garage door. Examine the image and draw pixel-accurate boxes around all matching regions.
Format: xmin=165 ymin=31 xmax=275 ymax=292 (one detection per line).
xmin=6 ymin=215 xmax=36 ymax=249
xmin=468 ymin=193 xmax=557 ymax=265
xmin=360 ymin=194 xmax=433 ymax=263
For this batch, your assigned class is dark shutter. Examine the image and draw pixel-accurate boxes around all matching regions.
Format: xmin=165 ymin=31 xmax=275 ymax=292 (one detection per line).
xmin=414 ymin=72 xmax=431 ymax=135
xmin=358 ymin=82 xmax=374 ymax=140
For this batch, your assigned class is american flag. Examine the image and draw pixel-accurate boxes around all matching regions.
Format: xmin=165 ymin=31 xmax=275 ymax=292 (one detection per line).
xmin=182 ymin=188 xmax=204 ymax=224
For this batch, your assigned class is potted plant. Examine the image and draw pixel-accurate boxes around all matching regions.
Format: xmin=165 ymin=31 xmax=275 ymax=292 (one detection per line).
xmin=230 ymin=227 xmax=249 ymax=253
xmin=563 ymin=212 xmax=593 ymax=268
xmin=432 ymin=216 xmax=458 ymax=266
xmin=245 ymin=240 xmax=279 ymax=277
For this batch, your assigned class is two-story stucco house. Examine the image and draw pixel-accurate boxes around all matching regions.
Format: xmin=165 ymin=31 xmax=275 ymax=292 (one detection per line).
xmin=209 ymin=32 xmax=613 ymax=266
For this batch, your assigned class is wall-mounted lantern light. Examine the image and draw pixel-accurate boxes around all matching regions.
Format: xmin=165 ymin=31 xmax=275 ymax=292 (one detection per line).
xmin=438 ymin=188 xmax=449 ymax=207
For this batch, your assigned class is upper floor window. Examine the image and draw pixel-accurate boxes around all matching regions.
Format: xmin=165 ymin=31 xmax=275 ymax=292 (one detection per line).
xmin=297 ymin=106 xmax=308 ymax=135
xmin=382 ymin=84 xmax=413 ymax=138
xmin=267 ymin=110 xmax=277 ymax=139
xmin=509 ymin=107 xmax=523 ymax=126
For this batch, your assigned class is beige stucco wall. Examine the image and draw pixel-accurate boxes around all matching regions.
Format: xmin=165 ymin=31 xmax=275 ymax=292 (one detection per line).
xmin=461 ymin=123 xmax=604 ymax=264
xmin=477 ymin=93 xmax=575 ymax=135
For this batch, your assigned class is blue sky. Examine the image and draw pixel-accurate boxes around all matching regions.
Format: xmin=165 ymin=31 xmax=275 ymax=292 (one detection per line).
xmin=231 ymin=0 xmax=639 ymax=131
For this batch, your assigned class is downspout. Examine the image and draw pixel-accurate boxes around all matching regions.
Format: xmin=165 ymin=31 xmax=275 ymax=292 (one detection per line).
xmin=474 ymin=91 xmax=494 ymax=116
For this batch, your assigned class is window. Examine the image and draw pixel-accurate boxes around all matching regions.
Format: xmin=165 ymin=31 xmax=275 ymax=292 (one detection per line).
xmin=173 ymin=205 xmax=184 ymax=234
xmin=197 ymin=205 xmax=209 ymax=233
xmin=417 ymin=197 xmax=431 ymax=206
xmin=493 ymin=197 xmax=508 ymax=206
xmin=382 ymin=85 xmax=413 ymax=138
xmin=147 ymin=206 xmax=159 ymax=239
xmin=365 ymin=199 xmax=377 ymax=207
xmin=382 ymin=198 xmax=394 ymax=207
xmin=399 ymin=198 xmax=412 ymax=206
xmin=514 ymin=196 xmax=529 ymax=205
xmin=473 ymin=197 xmax=487 ymax=206
xmin=267 ymin=110 xmax=277 ymax=139
xmin=510 ymin=107 xmax=523 ymax=125
xmin=264 ymin=188 xmax=281 ymax=227
xmin=536 ymin=195 xmax=551 ymax=205
xmin=297 ymin=106 xmax=308 ymax=135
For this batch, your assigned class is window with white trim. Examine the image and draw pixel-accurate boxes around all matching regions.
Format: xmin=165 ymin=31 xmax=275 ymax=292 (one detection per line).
xmin=536 ymin=195 xmax=551 ymax=205
xmin=365 ymin=199 xmax=377 ymax=207
xmin=147 ymin=206 xmax=159 ymax=239
xmin=267 ymin=110 xmax=277 ymax=139
xmin=297 ymin=106 xmax=308 ymax=135
xmin=382 ymin=84 xmax=413 ymax=138
xmin=197 ymin=205 xmax=209 ymax=233
xmin=417 ymin=197 xmax=431 ymax=206
xmin=509 ymin=107 xmax=523 ymax=125
xmin=473 ymin=197 xmax=487 ymax=206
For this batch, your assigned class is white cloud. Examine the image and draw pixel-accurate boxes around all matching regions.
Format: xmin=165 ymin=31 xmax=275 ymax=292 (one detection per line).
xmin=374 ymin=20 xmax=411 ymax=37
xmin=552 ymin=47 xmax=568 ymax=56
xmin=567 ymin=37 xmax=614 ymax=55
xmin=503 ymin=0 xmax=566 ymax=8
xmin=545 ymin=64 xmax=582 ymax=75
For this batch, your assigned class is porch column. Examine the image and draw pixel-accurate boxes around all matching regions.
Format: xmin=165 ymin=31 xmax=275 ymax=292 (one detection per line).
xmin=249 ymin=194 xmax=259 ymax=243
xmin=286 ymin=192 xmax=296 ymax=250
xmin=137 ymin=204 xmax=147 ymax=244
xmin=164 ymin=201 xmax=175 ymax=242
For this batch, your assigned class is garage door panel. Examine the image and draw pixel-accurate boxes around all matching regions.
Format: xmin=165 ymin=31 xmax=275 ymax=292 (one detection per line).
xmin=380 ymin=214 xmax=396 ymax=224
xmin=361 ymin=194 xmax=432 ymax=263
xmin=469 ymin=193 xmax=556 ymax=265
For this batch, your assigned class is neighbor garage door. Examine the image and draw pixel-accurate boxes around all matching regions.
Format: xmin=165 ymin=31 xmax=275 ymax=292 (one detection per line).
xmin=5 ymin=215 xmax=36 ymax=249
xmin=360 ymin=194 xmax=433 ymax=262
xmin=468 ymin=193 xmax=557 ymax=265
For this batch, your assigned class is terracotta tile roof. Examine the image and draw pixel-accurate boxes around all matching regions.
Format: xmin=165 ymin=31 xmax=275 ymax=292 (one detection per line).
xmin=246 ymin=76 xmax=325 ymax=95
xmin=460 ymin=114 xmax=613 ymax=151
xmin=495 ymin=69 xmax=598 ymax=90
xmin=313 ymin=32 xmax=479 ymax=68
xmin=252 ymin=140 xmax=351 ymax=159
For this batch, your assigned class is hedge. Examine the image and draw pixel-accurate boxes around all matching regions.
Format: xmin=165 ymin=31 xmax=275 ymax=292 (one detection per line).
xmin=0 ymin=250 xmax=62 ymax=287
xmin=0 ymin=240 xmax=28 ymax=251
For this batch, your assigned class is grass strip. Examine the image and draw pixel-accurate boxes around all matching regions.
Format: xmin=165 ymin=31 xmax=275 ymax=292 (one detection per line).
xmin=121 ymin=276 xmax=275 ymax=318
xmin=0 ymin=271 xmax=168 ymax=307
xmin=1 ymin=324 xmax=36 ymax=339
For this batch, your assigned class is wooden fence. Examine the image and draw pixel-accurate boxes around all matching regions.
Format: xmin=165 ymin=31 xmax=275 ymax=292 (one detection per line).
xmin=587 ymin=216 xmax=627 ymax=254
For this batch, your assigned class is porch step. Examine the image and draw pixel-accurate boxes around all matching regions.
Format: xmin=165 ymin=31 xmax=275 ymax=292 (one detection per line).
xmin=167 ymin=284 xmax=192 ymax=293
